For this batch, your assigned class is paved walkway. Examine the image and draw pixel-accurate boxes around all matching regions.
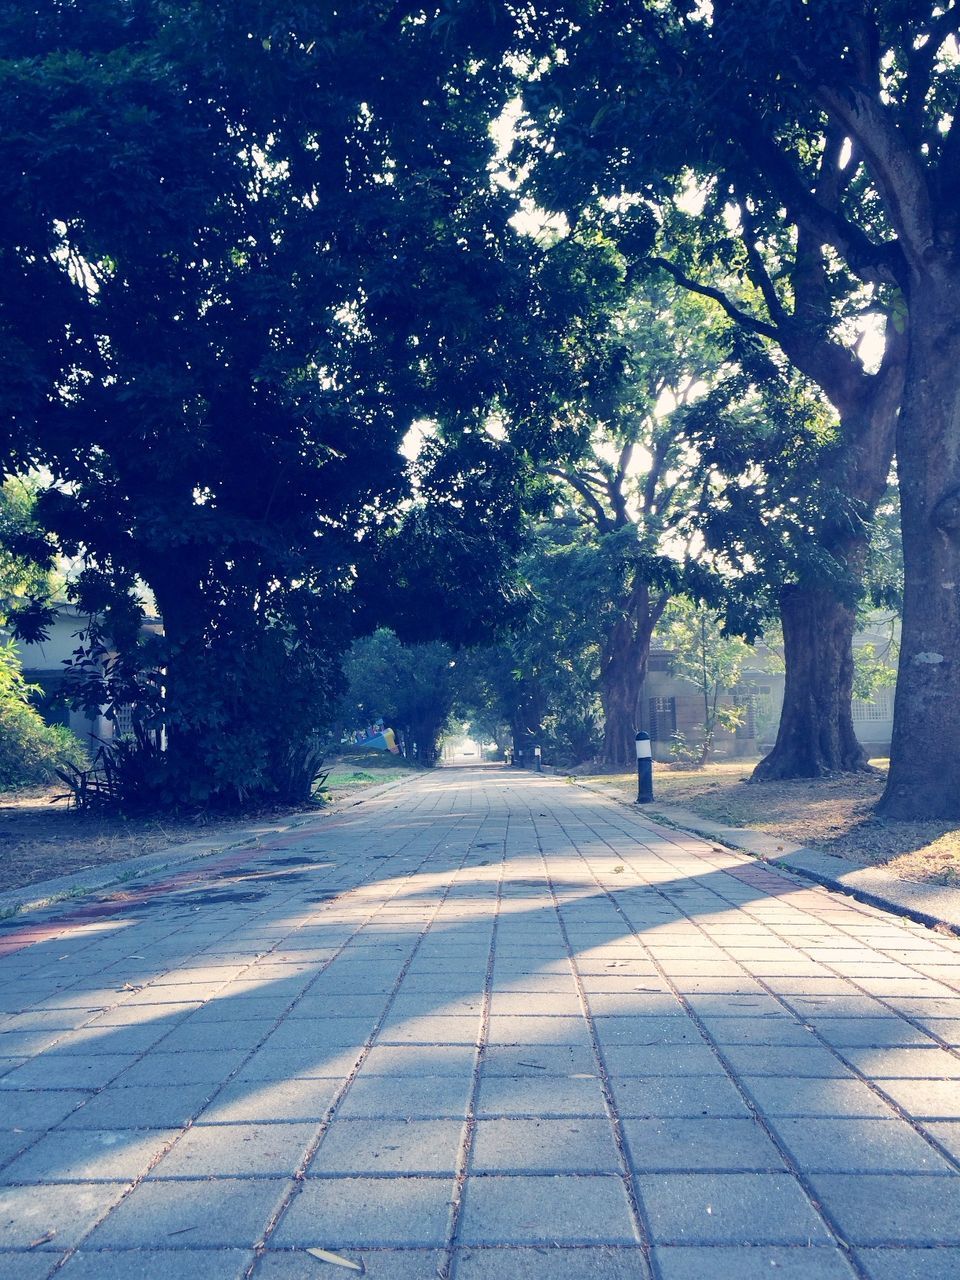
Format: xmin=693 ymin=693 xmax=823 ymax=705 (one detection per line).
xmin=2 ymin=766 xmax=960 ymax=1280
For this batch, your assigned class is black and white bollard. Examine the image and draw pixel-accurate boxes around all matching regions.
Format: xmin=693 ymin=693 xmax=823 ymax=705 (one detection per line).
xmin=534 ymin=745 xmax=542 ymax=772
xmin=635 ymin=731 xmax=653 ymax=804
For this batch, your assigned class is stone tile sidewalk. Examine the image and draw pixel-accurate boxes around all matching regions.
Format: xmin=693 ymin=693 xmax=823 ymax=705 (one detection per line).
xmin=1 ymin=766 xmax=960 ymax=1279
xmin=570 ymin=778 xmax=960 ymax=935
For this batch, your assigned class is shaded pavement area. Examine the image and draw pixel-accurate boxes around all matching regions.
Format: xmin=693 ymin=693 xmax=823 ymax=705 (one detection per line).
xmin=2 ymin=765 xmax=960 ymax=1279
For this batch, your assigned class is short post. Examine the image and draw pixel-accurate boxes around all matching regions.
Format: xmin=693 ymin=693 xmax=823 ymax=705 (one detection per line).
xmin=635 ymin=731 xmax=653 ymax=804
xmin=534 ymin=745 xmax=542 ymax=772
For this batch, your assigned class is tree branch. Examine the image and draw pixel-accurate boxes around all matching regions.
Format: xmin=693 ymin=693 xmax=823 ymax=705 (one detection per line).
xmin=643 ymin=433 xmax=671 ymax=515
xmin=738 ymin=202 xmax=788 ymax=330
xmin=649 ymin=257 xmax=780 ymax=340
xmin=745 ymin=124 xmax=907 ymax=287
xmin=546 ymin=466 xmax=613 ymax=532
xmin=815 ymin=84 xmax=935 ymax=271
xmin=611 ymin=440 xmax=634 ymax=528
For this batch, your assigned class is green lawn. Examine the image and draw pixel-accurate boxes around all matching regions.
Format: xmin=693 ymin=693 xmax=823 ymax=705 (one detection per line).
xmin=322 ymin=751 xmax=423 ymax=801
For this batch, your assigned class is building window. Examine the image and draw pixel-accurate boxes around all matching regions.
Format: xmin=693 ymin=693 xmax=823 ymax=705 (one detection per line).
xmin=649 ymin=696 xmax=677 ymax=741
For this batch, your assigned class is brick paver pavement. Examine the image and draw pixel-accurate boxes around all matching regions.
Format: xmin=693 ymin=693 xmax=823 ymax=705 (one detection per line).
xmin=2 ymin=766 xmax=960 ymax=1279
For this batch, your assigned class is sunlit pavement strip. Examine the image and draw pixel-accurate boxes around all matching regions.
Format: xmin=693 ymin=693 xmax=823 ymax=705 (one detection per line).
xmin=2 ymin=770 xmax=960 ymax=1279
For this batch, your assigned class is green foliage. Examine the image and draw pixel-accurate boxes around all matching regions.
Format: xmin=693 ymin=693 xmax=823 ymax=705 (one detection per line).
xmin=667 ymin=732 xmax=702 ymax=770
xmin=0 ymin=475 xmax=60 ymax=643
xmin=62 ymin=611 xmax=342 ymax=809
xmin=0 ymin=478 xmax=50 ymax=604
xmin=853 ymin=640 xmax=898 ymax=703
xmin=514 ymin=0 xmax=914 ymax=638
xmin=659 ymin=601 xmax=751 ymax=766
xmin=455 ymin=517 xmax=609 ymax=767
xmin=863 ymin=486 xmax=904 ymax=615
xmin=0 ymin=2 xmax=626 ymax=807
xmin=342 ymin=629 xmax=457 ymax=767
xmin=681 ymin=343 xmax=864 ymax=635
xmin=0 ymin=642 xmax=85 ymax=790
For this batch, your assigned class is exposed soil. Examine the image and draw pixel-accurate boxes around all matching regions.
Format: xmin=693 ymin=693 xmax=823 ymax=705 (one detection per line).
xmin=0 ymin=751 xmax=421 ymax=897
xmin=581 ymin=759 xmax=960 ymax=886
xmin=0 ymin=787 xmax=278 ymax=896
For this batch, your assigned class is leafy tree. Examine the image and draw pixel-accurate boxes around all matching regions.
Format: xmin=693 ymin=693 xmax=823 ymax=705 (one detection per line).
xmin=513 ymin=1 xmax=960 ymax=814
xmin=341 ymin=629 xmax=457 ymax=767
xmin=0 ymin=2 xmax=618 ymax=805
xmin=456 ymin=523 xmax=607 ymax=767
xmin=0 ymin=478 xmax=53 ymax=611
xmin=0 ymin=642 xmax=84 ymax=789
xmin=0 ymin=480 xmax=84 ymax=787
xmin=658 ymin=601 xmax=751 ymax=767
xmin=680 ymin=343 xmax=884 ymax=777
xmin=544 ymin=281 xmax=733 ymax=765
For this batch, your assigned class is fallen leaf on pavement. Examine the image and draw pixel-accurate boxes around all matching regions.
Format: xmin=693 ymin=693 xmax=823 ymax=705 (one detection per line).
xmin=306 ymin=1247 xmax=364 ymax=1272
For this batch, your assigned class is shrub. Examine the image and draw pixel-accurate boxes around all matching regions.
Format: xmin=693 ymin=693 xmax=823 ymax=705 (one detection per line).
xmin=0 ymin=643 xmax=86 ymax=789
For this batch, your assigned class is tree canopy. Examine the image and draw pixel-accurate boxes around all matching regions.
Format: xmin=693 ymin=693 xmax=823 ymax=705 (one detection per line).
xmin=511 ymin=0 xmax=960 ymax=811
xmin=0 ymin=0 xmax=623 ymax=804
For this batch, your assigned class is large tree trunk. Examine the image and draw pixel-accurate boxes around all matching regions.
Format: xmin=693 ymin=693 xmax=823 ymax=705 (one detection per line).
xmin=509 ymin=677 xmax=543 ymax=767
xmin=881 ymin=302 xmax=960 ymax=819
xmin=600 ymin=589 xmax=660 ymax=767
xmin=600 ymin=618 xmax=649 ymax=766
xmin=753 ymin=582 xmax=868 ymax=779
xmin=148 ymin=560 xmax=207 ymax=785
xmin=753 ymin=377 xmax=900 ymax=782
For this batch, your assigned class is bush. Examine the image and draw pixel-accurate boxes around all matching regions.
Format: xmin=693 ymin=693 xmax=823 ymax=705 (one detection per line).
xmin=59 ymin=608 xmax=342 ymax=811
xmin=0 ymin=643 xmax=86 ymax=789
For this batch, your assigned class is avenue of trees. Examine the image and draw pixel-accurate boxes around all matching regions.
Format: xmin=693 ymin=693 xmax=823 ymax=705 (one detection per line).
xmin=1 ymin=2 xmax=957 ymax=821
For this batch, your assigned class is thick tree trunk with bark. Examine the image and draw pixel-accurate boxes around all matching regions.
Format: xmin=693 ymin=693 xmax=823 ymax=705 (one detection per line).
xmin=600 ymin=586 xmax=661 ymax=767
xmin=753 ymin=368 xmax=900 ymax=782
xmin=881 ymin=297 xmax=960 ymax=819
xmin=753 ymin=582 xmax=868 ymax=779
xmin=509 ymin=677 xmax=544 ymax=766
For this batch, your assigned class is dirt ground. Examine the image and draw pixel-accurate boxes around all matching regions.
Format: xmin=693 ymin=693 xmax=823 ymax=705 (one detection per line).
xmin=0 ymin=752 xmax=421 ymax=897
xmin=582 ymin=759 xmax=960 ymax=886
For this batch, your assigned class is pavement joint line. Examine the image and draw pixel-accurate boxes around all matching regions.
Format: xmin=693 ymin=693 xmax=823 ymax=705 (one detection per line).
xmin=0 ymin=842 xmax=312 ymax=961
xmin=5 ymin=768 xmax=960 ymax=1270
xmin=763 ymin=859 xmax=960 ymax=940
xmin=569 ymin=773 xmax=960 ymax=938
xmin=16 ymin=794 xmax=478 ymax=1274
xmin=528 ymin=799 xmax=655 ymax=1273
xmin=543 ymin=797 xmax=875 ymax=1279
xmin=581 ymin=781 xmax=960 ymax=964
xmin=2 ymin=779 xmax=431 ymax=981
xmin=605 ymin=823 xmax=960 ymax=1175
xmin=243 ymin=805 xmax=486 ymax=1276
xmin=0 ymin=883 xmax=299 ymax=1159
xmin=687 ymin=879 xmax=960 ymax=1178
xmin=442 ymin=807 xmax=505 ymax=1280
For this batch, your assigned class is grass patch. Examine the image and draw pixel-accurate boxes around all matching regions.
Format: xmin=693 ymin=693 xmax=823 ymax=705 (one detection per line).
xmin=321 ymin=752 xmax=423 ymax=800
